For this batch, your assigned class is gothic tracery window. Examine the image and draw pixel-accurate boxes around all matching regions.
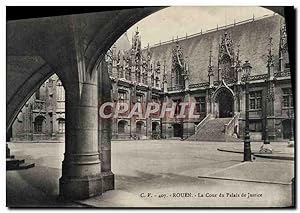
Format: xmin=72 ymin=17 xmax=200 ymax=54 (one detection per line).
xmin=220 ymin=55 xmax=232 ymax=81
xmin=282 ymin=88 xmax=293 ymax=108
xmin=249 ymin=91 xmax=262 ymax=110
xmin=56 ymin=80 xmax=65 ymax=101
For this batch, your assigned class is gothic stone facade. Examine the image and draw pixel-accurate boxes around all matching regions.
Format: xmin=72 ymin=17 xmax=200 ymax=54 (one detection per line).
xmin=11 ymin=74 xmax=65 ymax=141
xmin=105 ymin=14 xmax=293 ymax=141
xmin=11 ymin=14 xmax=293 ymax=142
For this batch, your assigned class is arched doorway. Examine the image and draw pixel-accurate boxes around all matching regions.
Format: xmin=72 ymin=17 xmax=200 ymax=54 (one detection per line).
xmin=152 ymin=121 xmax=160 ymax=139
xmin=118 ymin=120 xmax=127 ymax=134
xmin=136 ymin=121 xmax=145 ymax=137
xmin=282 ymin=119 xmax=292 ymax=139
xmin=213 ymin=85 xmax=235 ymax=118
xmin=34 ymin=115 xmax=45 ymax=133
xmin=218 ymin=90 xmax=234 ymax=118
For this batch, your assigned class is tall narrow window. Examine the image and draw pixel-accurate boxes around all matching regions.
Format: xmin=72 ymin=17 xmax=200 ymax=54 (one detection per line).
xmin=282 ymin=88 xmax=293 ymax=107
xmin=58 ymin=118 xmax=65 ymax=133
xmin=155 ymin=77 xmax=160 ymax=87
xmin=56 ymin=80 xmax=65 ymax=101
xmin=195 ymin=97 xmax=206 ymax=113
xmin=35 ymin=89 xmax=40 ymax=100
xmin=249 ymin=91 xmax=262 ymax=110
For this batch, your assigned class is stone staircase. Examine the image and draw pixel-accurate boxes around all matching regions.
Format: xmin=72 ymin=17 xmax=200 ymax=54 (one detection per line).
xmin=188 ymin=118 xmax=242 ymax=142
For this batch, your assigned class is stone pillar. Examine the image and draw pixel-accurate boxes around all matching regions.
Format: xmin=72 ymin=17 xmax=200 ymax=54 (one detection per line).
xmin=266 ymin=81 xmax=276 ymax=141
xmin=161 ymin=94 xmax=169 ymax=139
xmin=59 ymin=72 xmax=102 ymax=200
xmin=52 ymin=112 xmax=58 ymax=136
xmin=99 ymin=61 xmax=115 ymax=192
xmin=146 ymin=89 xmax=152 ymax=139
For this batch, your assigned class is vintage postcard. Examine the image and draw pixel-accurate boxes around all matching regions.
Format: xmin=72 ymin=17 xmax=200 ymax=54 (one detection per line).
xmin=6 ymin=6 xmax=295 ymax=208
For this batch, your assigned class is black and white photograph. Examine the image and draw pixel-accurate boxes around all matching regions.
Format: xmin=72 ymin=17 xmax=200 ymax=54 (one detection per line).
xmin=5 ymin=5 xmax=296 ymax=208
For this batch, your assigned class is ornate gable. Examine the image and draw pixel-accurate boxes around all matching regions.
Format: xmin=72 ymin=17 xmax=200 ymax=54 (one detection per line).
xmin=218 ymin=31 xmax=235 ymax=83
xmin=171 ymin=41 xmax=185 ymax=86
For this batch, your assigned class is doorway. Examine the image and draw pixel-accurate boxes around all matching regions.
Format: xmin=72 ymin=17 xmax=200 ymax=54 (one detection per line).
xmin=282 ymin=119 xmax=292 ymax=139
xmin=214 ymin=88 xmax=234 ymax=118
xmin=173 ymin=123 xmax=183 ymax=138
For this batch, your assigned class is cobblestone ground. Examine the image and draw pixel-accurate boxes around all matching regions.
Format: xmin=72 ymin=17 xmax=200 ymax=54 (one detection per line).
xmin=6 ymin=140 xmax=294 ymax=207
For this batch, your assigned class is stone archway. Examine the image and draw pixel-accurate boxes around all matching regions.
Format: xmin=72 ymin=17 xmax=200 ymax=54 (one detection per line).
xmin=212 ymin=82 xmax=235 ymax=118
xmin=152 ymin=121 xmax=160 ymax=139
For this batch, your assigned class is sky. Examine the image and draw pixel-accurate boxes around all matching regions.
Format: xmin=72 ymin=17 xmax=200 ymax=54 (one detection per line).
xmin=126 ymin=6 xmax=274 ymax=48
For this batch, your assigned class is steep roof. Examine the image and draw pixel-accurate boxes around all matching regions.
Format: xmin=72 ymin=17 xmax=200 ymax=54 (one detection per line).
xmin=144 ymin=15 xmax=285 ymax=86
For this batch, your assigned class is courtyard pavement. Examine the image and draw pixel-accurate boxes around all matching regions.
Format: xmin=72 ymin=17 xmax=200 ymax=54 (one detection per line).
xmin=6 ymin=140 xmax=294 ymax=208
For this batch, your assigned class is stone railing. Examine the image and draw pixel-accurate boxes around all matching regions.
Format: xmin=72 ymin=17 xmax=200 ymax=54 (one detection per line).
xmin=167 ymin=71 xmax=290 ymax=93
xmin=274 ymin=71 xmax=291 ymax=78
xmin=167 ymin=85 xmax=184 ymax=92
xmin=248 ymin=74 xmax=269 ymax=81
xmin=224 ymin=112 xmax=240 ymax=141
xmin=241 ymin=74 xmax=268 ymax=82
xmin=195 ymin=113 xmax=213 ymax=132
xmin=189 ymin=82 xmax=209 ymax=89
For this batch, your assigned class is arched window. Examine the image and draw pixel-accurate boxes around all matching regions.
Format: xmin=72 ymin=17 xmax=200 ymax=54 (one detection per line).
xmin=34 ymin=116 xmax=44 ymax=133
xmin=56 ymin=80 xmax=65 ymax=101
xmin=220 ymin=55 xmax=232 ymax=81
xmin=118 ymin=120 xmax=127 ymax=134
xmin=58 ymin=118 xmax=65 ymax=133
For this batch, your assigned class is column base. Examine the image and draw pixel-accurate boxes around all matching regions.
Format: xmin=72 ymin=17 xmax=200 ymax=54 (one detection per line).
xmin=59 ymin=175 xmax=102 ymax=200
xmin=102 ymin=171 xmax=115 ymax=192
xmin=259 ymin=144 xmax=273 ymax=154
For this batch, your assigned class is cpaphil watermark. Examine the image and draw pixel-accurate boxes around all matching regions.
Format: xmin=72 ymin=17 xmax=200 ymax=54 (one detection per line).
xmin=99 ymin=102 xmax=200 ymax=119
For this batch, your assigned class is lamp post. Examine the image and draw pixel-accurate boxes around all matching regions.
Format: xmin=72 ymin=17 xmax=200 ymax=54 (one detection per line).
xmin=242 ymin=60 xmax=252 ymax=161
